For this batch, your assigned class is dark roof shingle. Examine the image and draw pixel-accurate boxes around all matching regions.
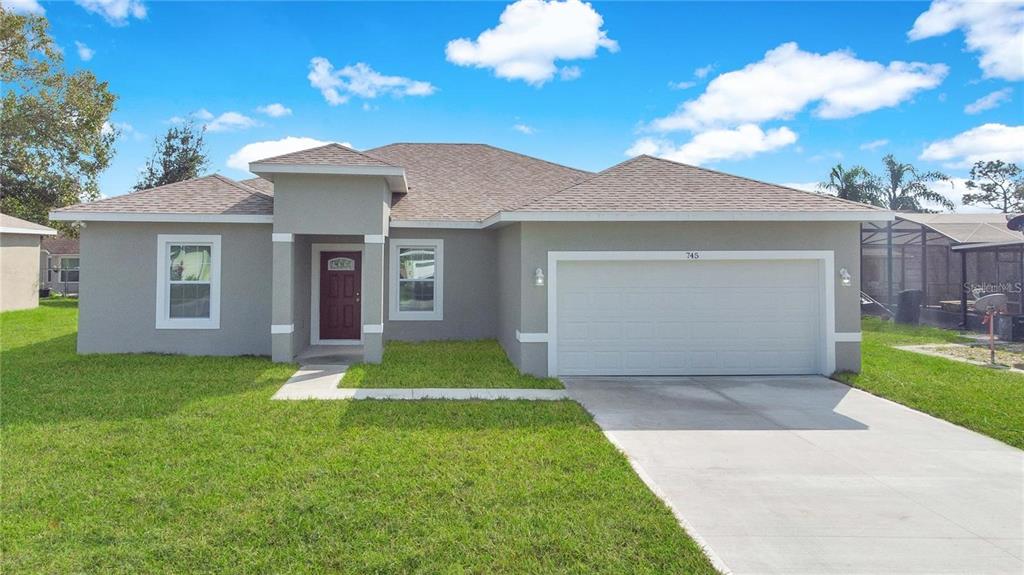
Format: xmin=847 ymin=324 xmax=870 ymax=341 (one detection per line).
xmin=365 ymin=143 xmax=591 ymax=221
xmin=253 ymin=143 xmax=395 ymax=167
xmin=53 ymin=174 xmax=274 ymax=215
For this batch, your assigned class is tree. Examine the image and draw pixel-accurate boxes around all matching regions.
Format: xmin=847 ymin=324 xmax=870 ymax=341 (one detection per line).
xmin=962 ymin=160 xmax=1024 ymax=213
xmin=876 ymin=154 xmax=953 ymax=212
xmin=0 ymin=9 xmax=117 ymax=229
xmin=818 ymin=163 xmax=883 ymax=206
xmin=134 ymin=120 xmax=208 ymax=191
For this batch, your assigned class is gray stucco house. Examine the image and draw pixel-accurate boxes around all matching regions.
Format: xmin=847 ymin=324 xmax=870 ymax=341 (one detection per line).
xmin=50 ymin=143 xmax=891 ymax=376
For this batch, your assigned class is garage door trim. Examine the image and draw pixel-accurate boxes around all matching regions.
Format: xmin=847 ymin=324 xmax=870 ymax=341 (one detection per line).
xmin=546 ymin=250 xmax=836 ymax=377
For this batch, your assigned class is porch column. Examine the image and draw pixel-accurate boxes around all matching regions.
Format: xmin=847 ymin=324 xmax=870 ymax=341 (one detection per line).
xmin=271 ymin=234 xmax=295 ymax=362
xmin=362 ymin=236 xmax=385 ymax=363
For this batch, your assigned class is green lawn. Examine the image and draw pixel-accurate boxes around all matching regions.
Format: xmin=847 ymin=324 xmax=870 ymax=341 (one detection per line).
xmin=1 ymin=301 xmax=715 ymax=574
xmin=835 ymin=317 xmax=1024 ymax=449
xmin=341 ymin=339 xmax=563 ymax=389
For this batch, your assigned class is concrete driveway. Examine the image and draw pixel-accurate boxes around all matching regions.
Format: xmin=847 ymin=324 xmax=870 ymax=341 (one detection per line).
xmin=565 ymin=376 xmax=1023 ymax=575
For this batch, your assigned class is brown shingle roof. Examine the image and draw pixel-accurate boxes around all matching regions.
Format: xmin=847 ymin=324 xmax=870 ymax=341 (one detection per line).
xmin=240 ymin=177 xmax=274 ymax=195
xmin=253 ymin=143 xmax=395 ymax=167
xmin=365 ymin=143 xmax=591 ymax=221
xmin=516 ymin=155 xmax=885 ymax=213
xmin=52 ymin=174 xmax=273 ymax=215
xmin=41 ymin=236 xmax=79 ymax=254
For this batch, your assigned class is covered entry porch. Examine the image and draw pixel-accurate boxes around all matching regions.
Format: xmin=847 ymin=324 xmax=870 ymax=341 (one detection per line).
xmin=270 ymin=233 xmax=385 ymax=364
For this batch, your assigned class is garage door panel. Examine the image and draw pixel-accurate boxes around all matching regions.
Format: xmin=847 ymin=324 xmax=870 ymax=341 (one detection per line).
xmin=556 ymin=259 xmax=823 ymax=376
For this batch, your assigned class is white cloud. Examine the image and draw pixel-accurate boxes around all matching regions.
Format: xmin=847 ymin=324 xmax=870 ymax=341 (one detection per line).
xmin=2 ymin=0 xmax=44 ymax=14
xmin=74 ymin=41 xmax=94 ymax=62
xmin=445 ymin=0 xmax=618 ymax=86
xmin=256 ymin=103 xmax=293 ymax=118
xmin=859 ymin=138 xmax=890 ymax=151
xmin=649 ymin=42 xmax=947 ymax=132
xmin=194 ymin=108 xmax=214 ymax=121
xmin=308 ymin=59 xmax=435 ymax=105
xmin=74 ymin=0 xmax=146 ymax=25
xmin=513 ymin=123 xmax=535 ymax=135
xmin=206 ymin=111 xmax=259 ymax=133
xmin=964 ymin=88 xmax=1013 ymax=114
xmin=920 ymin=123 xmax=1024 ymax=167
xmin=101 ymin=121 xmax=144 ymax=141
xmin=226 ymin=137 xmax=345 ymax=172
xmin=694 ymin=64 xmax=714 ymax=79
xmin=909 ymin=0 xmax=1024 ymax=81
xmin=626 ymin=124 xmax=798 ymax=166
xmin=668 ymin=80 xmax=696 ymax=90
xmin=559 ymin=65 xmax=582 ymax=81
xmin=926 ymin=177 xmax=995 ymax=213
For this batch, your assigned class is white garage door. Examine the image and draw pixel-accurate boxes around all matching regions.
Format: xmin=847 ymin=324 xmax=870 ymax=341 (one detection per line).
xmin=555 ymin=259 xmax=824 ymax=376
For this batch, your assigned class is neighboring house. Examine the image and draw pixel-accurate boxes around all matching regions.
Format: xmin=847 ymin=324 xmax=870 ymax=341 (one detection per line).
xmin=50 ymin=143 xmax=891 ymax=376
xmin=0 ymin=213 xmax=57 ymax=312
xmin=40 ymin=235 xmax=81 ymax=295
xmin=862 ymin=213 xmax=1024 ymax=327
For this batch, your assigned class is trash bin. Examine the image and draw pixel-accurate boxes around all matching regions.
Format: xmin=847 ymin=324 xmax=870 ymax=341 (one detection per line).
xmin=1012 ymin=315 xmax=1024 ymax=342
xmin=895 ymin=289 xmax=923 ymax=324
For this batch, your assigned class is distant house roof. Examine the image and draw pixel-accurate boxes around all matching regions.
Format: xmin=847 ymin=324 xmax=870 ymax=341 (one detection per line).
xmin=51 ymin=174 xmax=273 ymax=219
xmin=0 ymin=213 xmax=57 ymax=235
xmin=897 ymin=212 xmax=1023 ymax=245
xmin=50 ymin=143 xmax=890 ymax=225
xmin=42 ymin=236 xmax=79 ymax=254
xmin=515 ymin=155 xmax=886 ymax=214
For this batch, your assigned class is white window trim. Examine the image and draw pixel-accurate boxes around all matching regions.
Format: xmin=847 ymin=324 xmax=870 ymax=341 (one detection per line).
xmin=545 ymin=250 xmax=836 ymax=377
xmin=388 ymin=238 xmax=444 ymax=321
xmin=311 ymin=243 xmax=365 ymax=345
xmin=57 ymin=255 xmax=80 ymax=283
xmin=155 ymin=234 xmax=221 ymax=330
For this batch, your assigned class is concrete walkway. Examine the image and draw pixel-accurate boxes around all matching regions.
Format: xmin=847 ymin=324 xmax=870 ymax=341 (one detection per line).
xmin=565 ymin=375 xmax=1024 ymax=575
xmin=271 ymin=364 xmax=570 ymax=400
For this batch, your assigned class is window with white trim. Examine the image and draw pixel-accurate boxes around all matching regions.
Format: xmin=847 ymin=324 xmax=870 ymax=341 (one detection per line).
xmin=389 ymin=238 xmax=443 ymax=321
xmin=156 ymin=234 xmax=221 ymax=329
xmin=59 ymin=257 xmax=80 ymax=282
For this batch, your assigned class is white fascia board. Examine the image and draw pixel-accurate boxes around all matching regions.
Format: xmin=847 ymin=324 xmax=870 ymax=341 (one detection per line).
xmin=249 ymin=163 xmax=409 ymax=194
xmin=49 ymin=211 xmax=274 ymax=224
xmin=389 ymin=219 xmax=483 ymax=229
xmin=487 ymin=210 xmax=894 ymax=226
xmin=0 ymin=226 xmax=57 ymax=236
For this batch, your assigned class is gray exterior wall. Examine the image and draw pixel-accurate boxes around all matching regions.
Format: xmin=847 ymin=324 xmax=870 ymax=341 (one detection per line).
xmin=272 ymin=174 xmax=389 ymax=235
xmin=78 ymin=222 xmax=273 ymax=356
xmin=1 ymin=233 xmax=42 ymax=312
xmin=384 ymin=228 xmax=499 ymax=341
xmin=495 ymin=224 xmax=522 ymax=366
xmin=506 ymin=221 xmax=863 ymax=376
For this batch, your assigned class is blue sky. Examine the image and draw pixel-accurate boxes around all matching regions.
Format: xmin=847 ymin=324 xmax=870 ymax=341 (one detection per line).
xmin=25 ymin=0 xmax=1024 ymax=209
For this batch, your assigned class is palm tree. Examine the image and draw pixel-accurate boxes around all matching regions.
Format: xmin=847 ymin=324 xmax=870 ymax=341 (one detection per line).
xmin=818 ymin=164 xmax=883 ymax=206
xmin=876 ymin=154 xmax=953 ymax=212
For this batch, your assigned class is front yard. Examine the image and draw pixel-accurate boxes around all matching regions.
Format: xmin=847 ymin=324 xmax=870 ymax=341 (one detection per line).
xmin=836 ymin=317 xmax=1024 ymax=449
xmin=0 ymin=300 xmax=715 ymax=574
xmin=342 ymin=340 xmax=563 ymax=389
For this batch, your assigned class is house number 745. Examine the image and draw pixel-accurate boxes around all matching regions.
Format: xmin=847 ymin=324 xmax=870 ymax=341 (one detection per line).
xmin=685 ymin=251 xmax=701 ymax=260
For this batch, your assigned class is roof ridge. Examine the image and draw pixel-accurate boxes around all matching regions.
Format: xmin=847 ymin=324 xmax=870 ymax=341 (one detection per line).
xmin=211 ymin=173 xmax=272 ymax=199
xmin=510 ymin=155 xmax=653 ymax=211
xmin=636 ymin=154 xmax=887 ymax=211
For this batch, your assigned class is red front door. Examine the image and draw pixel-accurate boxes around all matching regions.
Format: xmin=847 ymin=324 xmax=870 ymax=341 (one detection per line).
xmin=320 ymin=251 xmax=361 ymax=340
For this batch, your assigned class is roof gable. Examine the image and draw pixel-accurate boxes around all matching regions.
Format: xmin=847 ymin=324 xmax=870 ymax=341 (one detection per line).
xmin=515 ymin=155 xmax=884 ymax=213
xmin=253 ymin=143 xmax=395 ymax=167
